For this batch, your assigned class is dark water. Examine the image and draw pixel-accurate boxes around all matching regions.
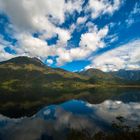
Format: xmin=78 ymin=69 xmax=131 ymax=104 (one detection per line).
xmin=0 ymin=88 xmax=140 ymax=140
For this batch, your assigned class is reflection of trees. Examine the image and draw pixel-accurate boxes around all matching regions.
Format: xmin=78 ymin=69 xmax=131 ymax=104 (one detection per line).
xmin=67 ymin=126 xmax=140 ymax=140
xmin=67 ymin=116 xmax=140 ymax=140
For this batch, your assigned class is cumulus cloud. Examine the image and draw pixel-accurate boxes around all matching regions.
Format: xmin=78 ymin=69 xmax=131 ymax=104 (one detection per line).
xmin=85 ymin=39 xmax=140 ymax=71
xmin=0 ymin=0 xmax=133 ymax=70
xmin=55 ymin=28 xmax=71 ymax=46
xmin=76 ymin=16 xmax=87 ymax=25
xmin=87 ymin=0 xmax=122 ymax=19
xmin=0 ymin=0 xmax=64 ymax=30
xmin=0 ymin=0 xmax=81 ymax=42
xmin=0 ymin=0 xmax=85 ymax=65
xmin=0 ymin=0 xmax=83 ymax=32
xmin=65 ymin=0 xmax=84 ymax=14
xmin=80 ymin=26 xmax=108 ymax=50
xmin=0 ymin=35 xmax=16 ymax=61
xmin=15 ymin=33 xmax=53 ymax=58
xmin=57 ymin=26 xmax=109 ymax=66
xmin=0 ymin=47 xmax=15 ymax=62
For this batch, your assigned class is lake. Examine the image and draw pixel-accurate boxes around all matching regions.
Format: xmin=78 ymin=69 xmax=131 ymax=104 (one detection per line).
xmin=0 ymin=88 xmax=140 ymax=140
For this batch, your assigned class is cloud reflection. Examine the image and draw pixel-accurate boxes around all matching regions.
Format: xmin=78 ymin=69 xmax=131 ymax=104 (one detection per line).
xmin=0 ymin=100 xmax=140 ymax=140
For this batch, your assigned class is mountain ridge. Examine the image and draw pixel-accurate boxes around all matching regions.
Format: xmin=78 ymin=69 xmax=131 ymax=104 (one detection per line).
xmin=0 ymin=56 xmax=140 ymax=91
xmin=0 ymin=56 xmax=90 ymax=92
xmin=0 ymin=56 xmax=140 ymax=118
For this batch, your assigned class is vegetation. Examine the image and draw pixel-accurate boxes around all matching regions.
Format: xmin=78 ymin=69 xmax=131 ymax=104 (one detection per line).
xmin=0 ymin=56 xmax=140 ymax=92
xmin=67 ymin=128 xmax=140 ymax=140
xmin=0 ymin=56 xmax=140 ymax=118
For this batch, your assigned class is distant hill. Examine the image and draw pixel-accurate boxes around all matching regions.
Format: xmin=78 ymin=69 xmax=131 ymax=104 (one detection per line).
xmin=112 ymin=69 xmax=140 ymax=82
xmin=80 ymin=68 xmax=140 ymax=85
xmin=0 ymin=57 xmax=140 ymax=92
xmin=79 ymin=68 xmax=123 ymax=85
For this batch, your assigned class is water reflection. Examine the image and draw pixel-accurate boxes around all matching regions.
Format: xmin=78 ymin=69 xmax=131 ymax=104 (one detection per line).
xmin=1 ymin=88 xmax=140 ymax=118
xmin=0 ymin=99 xmax=140 ymax=140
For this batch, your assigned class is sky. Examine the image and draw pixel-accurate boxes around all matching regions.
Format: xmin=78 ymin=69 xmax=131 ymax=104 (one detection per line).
xmin=0 ymin=0 xmax=140 ymax=72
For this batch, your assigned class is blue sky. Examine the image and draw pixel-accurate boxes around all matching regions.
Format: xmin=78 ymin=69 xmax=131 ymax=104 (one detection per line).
xmin=0 ymin=0 xmax=140 ymax=72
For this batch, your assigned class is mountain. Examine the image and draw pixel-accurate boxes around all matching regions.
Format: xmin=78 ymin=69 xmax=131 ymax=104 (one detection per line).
xmin=112 ymin=69 xmax=140 ymax=83
xmin=0 ymin=56 xmax=140 ymax=92
xmin=0 ymin=57 xmax=140 ymax=117
xmin=80 ymin=68 xmax=140 ymax=85
xmin=0 ymin=56 xmax=45 ymax=66
xmin=0 ymin=56 xmax=89 ymax=92
xmin=79 ymin=68 xmax=123 ymax=85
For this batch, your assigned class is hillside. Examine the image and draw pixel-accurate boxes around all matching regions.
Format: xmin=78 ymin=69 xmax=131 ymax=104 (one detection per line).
xmin=0 ymin=57 xmax=140 ymax=92
xmin=112 ymin=69 xmax=140 ymax=83
xmin=79 ymin=68 xmax=124 ymax=85
xmin=0 ymin=57 xmax=140 ymax=117
xmin=80 ymin=68 xmax=140 ymax=85
xmin=0 ymin=56 xmax=89 ymax=92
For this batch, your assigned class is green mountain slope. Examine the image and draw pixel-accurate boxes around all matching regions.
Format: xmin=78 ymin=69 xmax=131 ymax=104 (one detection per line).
xmin=79 ymin=68 xmax=123 ymax=85
xmin=0 ymin=57 xmax=140 ymax=117
xmin=0 ymin=57 xmax=139 ymax=91
xmin=112 ymin=69 xmax=140 ymax=84
xmin=0 ymin=56 xmax=89 ymax=92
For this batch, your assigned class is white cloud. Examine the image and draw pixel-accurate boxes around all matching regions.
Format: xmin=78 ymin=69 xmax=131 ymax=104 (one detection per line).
xmin=65 ymin=0 xmax=84 ymax=14
xmin=0 ymin=35 xmax=17 ymax=61
xmin=76 ymin=17 xmax=87 ymax=25
xmin=56 ymin=28 xmax=71 ymax=46
xmin=126 ymin=19 xmax=135 ymax=27
xmin=15 ymin=33 xmax=55 ymax=58
xmin=46 ymin=59 xmax=53 ymax=65
xmin=131 ymin=2 xmax=140 ymax=14
xmin=0 ymin=0 xmax=65 ymax=31
xmin=0 ymin=0 xmax=124 ymax=68
xmin=0 ymin=0 xmax=84 ymax=65
xmin=106 ymin=34 xmax=118 ymax=44
xmin=86 ymin=22 xmax=98 ymax=32
xmin=57 ymin=26 xmax=109 ymax=66
xmin=87 ymin=0 xmax=122 ymax=19
xmin=0 ymin=0 xmax=83 ymax=32
xmin=0 ymin=35 xmax=10 ymax=47
xmin=0 ymin=0 xmax=81 ymax=41
xmin=0 ymin=46 xmax=16 ymax=62
xmin=56 ymin=47 xmax=90 ymax=66
xmin=125 ymin=2 xmax=140 ymax=27
xmin=80 ymin=26 xmax=108 ymax=50
xmin=85 ymin=39 xmax=140 ymax=71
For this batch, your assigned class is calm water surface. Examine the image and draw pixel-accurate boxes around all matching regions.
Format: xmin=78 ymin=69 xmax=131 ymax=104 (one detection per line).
xmin=0 ymin=88 xmax=140 ymax=140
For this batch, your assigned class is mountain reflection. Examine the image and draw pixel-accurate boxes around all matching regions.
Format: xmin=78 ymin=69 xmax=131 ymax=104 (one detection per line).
xmin=0 ymin=100 xmax=140 ymax=140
